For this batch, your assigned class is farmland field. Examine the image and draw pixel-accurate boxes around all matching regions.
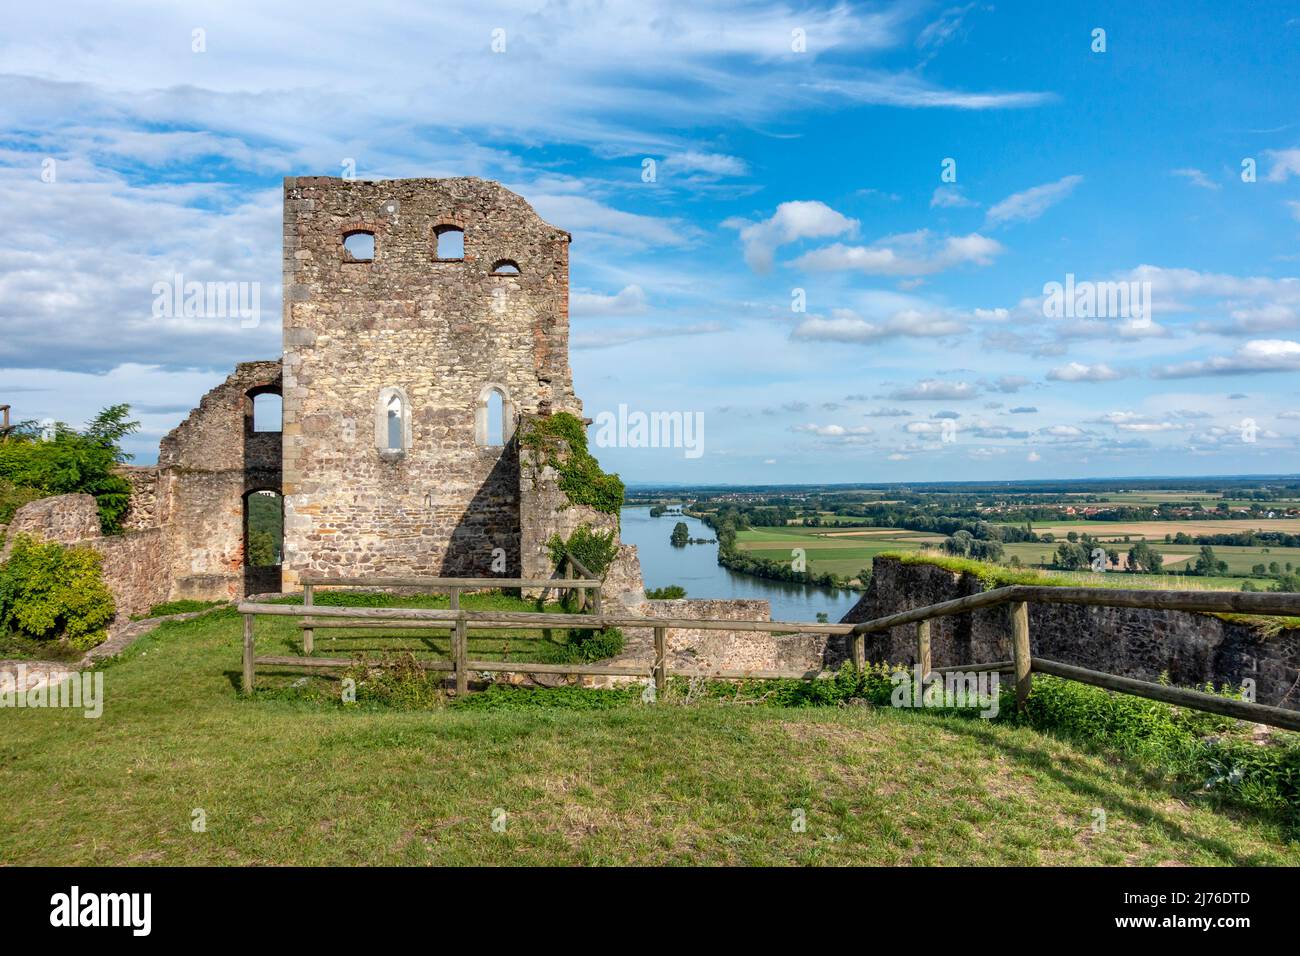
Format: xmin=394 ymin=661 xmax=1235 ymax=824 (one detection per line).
xmin=734 ymin=522 xmax=1300 ymax=589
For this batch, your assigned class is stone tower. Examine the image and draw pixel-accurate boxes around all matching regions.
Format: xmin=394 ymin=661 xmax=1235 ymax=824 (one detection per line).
xmin=279 ymin=177 xmax=579 ymax=587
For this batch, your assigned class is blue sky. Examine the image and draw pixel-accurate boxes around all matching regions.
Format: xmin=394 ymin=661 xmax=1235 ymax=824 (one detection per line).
xmin=2 ymin=0 xmax=1299 ymax=483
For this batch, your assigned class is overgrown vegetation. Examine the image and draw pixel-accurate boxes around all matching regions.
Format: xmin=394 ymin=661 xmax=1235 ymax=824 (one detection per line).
xmin=0 ymin=404 xmax=139 ymax=533
xmin=646 ymin=585 xmax=687 ymax=599
xmin=546 ymin=522 xmax=619 ymax=579
xmin=520 ymin=412 xmax=624 ymax=516
xmin=0 ymin=534 xmax=116 ymax=650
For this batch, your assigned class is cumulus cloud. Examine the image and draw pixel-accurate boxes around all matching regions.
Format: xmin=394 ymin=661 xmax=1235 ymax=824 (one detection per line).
xmin=1046 ymin=362 xmax=1124 ymax=382
xmin=570 ymin=284 xmax=648 ymax=316
xmin=1152 ymin=339 xmax=1300 ymax=377
xmin=792 ymin=230 xmax=1002 ymax=276
xmin=726 ymin=201 xmax=858 ymax=272
xmin=791 ymin=307 xmax=966 ymax=343
xmin=985 ymin=175 xmax=1082 ymax=227
xmin=887 ymin=379 xmax=980 ymax=401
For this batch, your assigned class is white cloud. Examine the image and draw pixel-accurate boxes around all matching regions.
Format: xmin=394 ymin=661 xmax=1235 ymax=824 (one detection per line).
xmin=571 ymin=320 xmax=723 ymax=349
xmin=985 ymin=175 xmax=1083 ymax=227
xmin=1171 ymin=168 xmax=1220 ymax=190
xmin=792 ymin=423 xmax=874 ymax=437
xmin=1152 ymin=339 xmax=1300 ymax=378
xmin=792 ymin=230 xmax=1002 ymax=276
xmin=930 ymin=186 xmax=977 ymax=208
xmin=1047 ymin=362 xmax=1123 ymax=382
xmin=1264 ymin=148 xmax=1300 ymax=182
xmin=791 ymin=308 xmax=966 ymax=343
xmin=726 ymin=201 xmax=858 ymax=272
xmin=571 ymin=285 xmax=648 ymax=317
xmin=887 ymin=379 xmax=980 ymax=401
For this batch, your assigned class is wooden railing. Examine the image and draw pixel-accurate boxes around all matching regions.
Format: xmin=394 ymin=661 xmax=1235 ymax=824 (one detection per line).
xmin=237 ymin=577 xmax=1300 ymax=733
xmin=844 ymin=584 xmax=1300 ymax=733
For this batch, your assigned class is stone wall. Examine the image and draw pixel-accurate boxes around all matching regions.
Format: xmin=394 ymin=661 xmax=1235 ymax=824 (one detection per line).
xmin=0 ymin=493 xmax=101 ymax=558
xmin=117 ymin=466 xmax=161 ymax=531
xmin=280 ymin=177 xmax=578 ymax=588
xmin=2 ymin=494 xmax=170 ymax=620
xmin=846 ymin=556 xmax=1300 ymax=710
xmin=157 ymin=361 xmax=282 ymax=599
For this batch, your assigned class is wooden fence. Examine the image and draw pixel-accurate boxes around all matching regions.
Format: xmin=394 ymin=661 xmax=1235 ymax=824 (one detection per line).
xmin=237 ymin=576 xmax=1300 ymax=733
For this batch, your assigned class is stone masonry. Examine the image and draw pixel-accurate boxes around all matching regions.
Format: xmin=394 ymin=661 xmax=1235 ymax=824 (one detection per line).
xmin=279 ymin=177 xmax=578 ymax=587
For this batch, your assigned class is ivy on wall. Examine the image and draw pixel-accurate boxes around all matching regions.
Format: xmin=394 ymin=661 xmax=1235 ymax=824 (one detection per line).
xmin=520 ymin=412 xmax=624 ymax=516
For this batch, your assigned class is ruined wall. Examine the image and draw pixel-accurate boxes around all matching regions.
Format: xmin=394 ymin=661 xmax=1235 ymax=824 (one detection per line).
xmin=847 ymin=556 xmax=1300 ymax=710
xmin=2 ymin=494 xmax=169 ymax=619
xmin=117 ymin=466 xmax=161 ymax=532
xmin=157 ymin=361 xmax=282 ymax=600
xmin=280 ymin=177 xmax=577 ymax=587
xmin=0 ymin=493 xmax=100 ymax=558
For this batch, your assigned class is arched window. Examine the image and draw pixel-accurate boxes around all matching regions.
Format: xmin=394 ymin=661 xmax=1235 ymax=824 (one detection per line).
xmin=375 ymin=386 xmax=411 ymax=457
xmin=433 ymin=226 xmax=464 ymax=261
xmin=342 ymin=230 xmax=375 ymax=262
xmin=475 ymin=384 xmax=515 ymax=447
xmin=252 ymin=393 xmax=282 ymax=433
xmin=491 ymin=259 xmax=520 ymax=275
xmin=245 ymin=490 xmax=282 ymax=567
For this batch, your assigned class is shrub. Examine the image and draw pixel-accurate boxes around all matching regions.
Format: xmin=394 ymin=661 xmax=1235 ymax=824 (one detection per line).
xmin=520 ymin=412 xmax=624 ymax=515
xmin=549 ymin=627 xmax=624 ymax=663
xmin=0 ymin=535 xmax=116 ymax=650
xmin=646 ymin=585 xmax=687 ymax=600
xmin=341 ymin=652 xmax=446 ymax=709
xmin=547 ymin=523 xmax=619 ymax=579
xmin=0 ymin=405 xmax=139 ymax=533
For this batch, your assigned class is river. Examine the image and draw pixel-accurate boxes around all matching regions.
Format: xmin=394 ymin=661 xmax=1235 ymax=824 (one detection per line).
xmin=618 ymin=506 xmax=863 ymax=623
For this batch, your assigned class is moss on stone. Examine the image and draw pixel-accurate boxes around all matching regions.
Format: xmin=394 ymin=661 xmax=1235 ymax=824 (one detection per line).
xmin=520 ymin=412 xmax=624 ymax=516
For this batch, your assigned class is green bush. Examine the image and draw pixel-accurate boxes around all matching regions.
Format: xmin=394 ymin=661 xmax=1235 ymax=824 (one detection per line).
xmin=548 ymin=627 xmax=624 ymax=663
xmin=341 ymin=653 xmax=446 ymax=709
xmin=520 ymin=412 xmax=624 ymax=515
xmin=0 ymin=405 xmax=139 ymax=533
xmin=646 ymin=585 xmax=687 ymax=599
xmin=547 ymin=523 xmax=619 ymax=579
xmin=0 ymin=535 xmax=116 ymax=650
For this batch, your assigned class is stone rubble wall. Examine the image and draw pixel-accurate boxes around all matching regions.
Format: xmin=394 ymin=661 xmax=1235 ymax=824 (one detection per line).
xmin=1 ymin=494 xmax=170 ymax=620
xmin=280 ymin=177 xmax=577 ymax=589
xmin=844 ymin=555 xmax=1300 ymax=711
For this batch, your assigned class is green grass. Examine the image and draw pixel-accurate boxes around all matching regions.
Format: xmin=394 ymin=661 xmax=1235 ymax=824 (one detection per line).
xmin=132 ymin=599 xmax=228 ymax=620
xmin=0 ymin=608 xmax=1297 ymax=865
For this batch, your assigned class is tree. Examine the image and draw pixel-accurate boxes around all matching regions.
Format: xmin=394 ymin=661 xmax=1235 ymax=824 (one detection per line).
xmin=0 ymin=404 xmax=139 ymax=533
xmin=1194 ymin=545 xmax=1218 ymax=576
xmin=670 ymin=521 xmax=689 ymax=547
xmin=1127 ymin=540 xmax=1164 ymax=574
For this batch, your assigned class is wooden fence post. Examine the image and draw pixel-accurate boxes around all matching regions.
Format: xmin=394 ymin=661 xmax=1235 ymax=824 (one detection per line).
xmin=850 ymin=633 xmax=865 ymax=673
xmin=653 ymin=626 xmax=667 ymax=699
xmin=454 ymin=621 xmax=468 ymax=697
xmin=242 ymin=614 xmax=255 ymax=696
xmin=302 ymin=583 xmax=314 ymax=655
xmin=916 ymin=619 xmax=931 ymax=677
xmin=1011 ymin=601 xmax=1031 ymax=710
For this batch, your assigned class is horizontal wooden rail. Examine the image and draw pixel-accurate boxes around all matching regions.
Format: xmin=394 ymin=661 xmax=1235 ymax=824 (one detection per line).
xmin=238 ymin=601 xmax=853 ymax=635
xmin=239 ymin=583 xmax=1300 ymax=732
xmin=851 ymin=583 xmax=1300 ymax=634
xmin=1031 ymin=658 xmax=1300 ymax=733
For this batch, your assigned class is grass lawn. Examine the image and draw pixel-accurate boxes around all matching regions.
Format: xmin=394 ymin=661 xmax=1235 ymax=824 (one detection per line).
xmin=1 ymin=606 xmax=1297 ymax=865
